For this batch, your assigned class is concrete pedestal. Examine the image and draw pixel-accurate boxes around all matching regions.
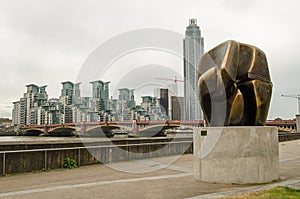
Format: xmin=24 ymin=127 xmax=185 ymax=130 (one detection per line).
xmin=194 ymin=126 xmax=279 ymax=184
xmin=296 ymin=115 xmax=300 ymax=132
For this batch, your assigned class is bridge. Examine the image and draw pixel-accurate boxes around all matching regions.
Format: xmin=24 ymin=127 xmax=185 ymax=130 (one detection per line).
xmin=20 ymin=119 xmax=297 ymax=136
xmin=21 ymin=121 xmax=133 ymax=137
xmin=20 ymin=120 xmax=203 ymax=137
xmin=265 ymin=119 xmax=296 ymax=132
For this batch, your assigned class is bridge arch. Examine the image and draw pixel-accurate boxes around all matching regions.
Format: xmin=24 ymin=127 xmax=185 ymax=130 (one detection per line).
xmin=138 ymin=123 xmax=182 ymax=137
xmin=25 ymin=128 xmax=44 ymax=136
xmin=86 ymin=124 xmax=132 ymax=132
xmin=82 ymin=125 xmax=131 ymax=137
xmin=48 ymin=126 xmax=77 ymax=136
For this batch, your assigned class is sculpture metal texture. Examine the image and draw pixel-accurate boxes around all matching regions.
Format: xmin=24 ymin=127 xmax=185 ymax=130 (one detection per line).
xmin=198 ymin=40 xmax=272 ymax=126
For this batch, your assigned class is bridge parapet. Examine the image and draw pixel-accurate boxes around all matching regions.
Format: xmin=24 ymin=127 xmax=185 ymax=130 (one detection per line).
xmin=19 ymin=119 xmax=296 ymax=135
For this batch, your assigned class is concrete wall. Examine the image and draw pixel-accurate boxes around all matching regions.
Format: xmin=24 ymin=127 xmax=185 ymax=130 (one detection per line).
xmin=194 ymin=127 xmax=279 ymax=184
xmin=0 ymin=137 xmax=193 ymax=175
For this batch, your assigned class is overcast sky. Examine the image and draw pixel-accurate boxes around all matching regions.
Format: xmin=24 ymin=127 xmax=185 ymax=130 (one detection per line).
xmin=0 ymin=0 xmax=299 ymax=119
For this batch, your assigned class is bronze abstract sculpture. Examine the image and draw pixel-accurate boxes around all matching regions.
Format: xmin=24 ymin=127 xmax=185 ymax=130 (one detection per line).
xmin=198 ymin=40 xmax=272 ymax=126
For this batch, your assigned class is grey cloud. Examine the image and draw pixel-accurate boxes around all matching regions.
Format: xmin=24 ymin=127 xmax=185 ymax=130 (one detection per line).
xmin=0 ymin=0 xmax=299 ymax=119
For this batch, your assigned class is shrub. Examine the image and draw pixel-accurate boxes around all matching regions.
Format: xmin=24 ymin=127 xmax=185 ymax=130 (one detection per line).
xmin=63 ymin=157 xmax=78 ymax=169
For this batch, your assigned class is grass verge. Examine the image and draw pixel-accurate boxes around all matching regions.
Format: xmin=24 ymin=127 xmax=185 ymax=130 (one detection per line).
xmin=223 ymin=186 xmax=300 ymax=199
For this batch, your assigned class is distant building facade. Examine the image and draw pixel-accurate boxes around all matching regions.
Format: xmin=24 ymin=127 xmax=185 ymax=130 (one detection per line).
xmin=16 ymin=84 xmax=49 ymax=126
xmin=12 ymin=81 xmax=187 ymax=126
xmin=60 ymin=81 xmax=74 ymax=123
xmin=12 ymin=80 xmax=112 ymax=126
xmin=154 ymin=88 xmax=169 ymax=119
xmin=90 ymin=80 xmax=110 ymax=121
xmin=159 ymin=88 xmax=169 ymax=117
xmin=169 ymin=96 xmax=184 ymax=120
xmin=115 ymin=88 xmax=136 ymax=121
xmin=0 ymin=118 xmax=12 ymax=127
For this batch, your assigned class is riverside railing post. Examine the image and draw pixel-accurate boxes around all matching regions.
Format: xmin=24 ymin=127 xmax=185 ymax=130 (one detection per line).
xmin=2 ymin=153 xmax=5 ymax=176
xmin=148 ymin=144 xmax=150 ymax=158
xmin=78 ymin=148 xmax=80 ymax=167
xmin=44 ymin=150 xmax=47 ymax=170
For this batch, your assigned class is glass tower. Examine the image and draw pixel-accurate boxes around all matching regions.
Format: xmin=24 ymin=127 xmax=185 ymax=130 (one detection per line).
xmin=183 ymin=18 xmax=204 ymax=120
xmin=90 ymin=80 xmax=110 ymax=111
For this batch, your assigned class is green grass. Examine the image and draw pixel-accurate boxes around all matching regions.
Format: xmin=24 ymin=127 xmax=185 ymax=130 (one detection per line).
xmin=223 ymin=186 xmax=300 ymax=199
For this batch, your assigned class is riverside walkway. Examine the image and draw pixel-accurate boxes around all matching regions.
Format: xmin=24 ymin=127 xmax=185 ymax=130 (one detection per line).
xmin=0 ymin=140 xmax=300 ymax=198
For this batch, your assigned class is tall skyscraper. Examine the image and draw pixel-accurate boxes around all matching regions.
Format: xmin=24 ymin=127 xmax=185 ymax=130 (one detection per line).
xmin=183 ymin=18 xmax=204 ymax=120
xmin=90 ymin=81 xmax=110 ymax=100
xmin=60 ymin=81 xmax=74 ymax=123
xmin=90 ymin=80 xmax=110 ymax=112
xmin=12 ymin=101 xmax=21 ymax=125
xmin=118 ymin=88 xmax=130 ymax=101
xmin=73 ymin=83 xmax=81 ymax=105
xmin=11 ymin=84 xmax=49 ymax=126
xmin=61 ymin=81 xmax=74 ymax=105
xmin=116 ymin=88 xmax=136 ymax=120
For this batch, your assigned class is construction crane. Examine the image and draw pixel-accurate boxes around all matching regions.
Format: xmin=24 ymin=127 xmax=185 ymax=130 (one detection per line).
xmin=155 ymin=76 xmax=184 ymax=84
xmin=281 ymin=94 xmax=300 ymax=115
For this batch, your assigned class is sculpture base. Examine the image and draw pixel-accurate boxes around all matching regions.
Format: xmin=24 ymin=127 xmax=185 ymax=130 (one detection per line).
xmin=194 ymin=126 xmax=279 ymax=184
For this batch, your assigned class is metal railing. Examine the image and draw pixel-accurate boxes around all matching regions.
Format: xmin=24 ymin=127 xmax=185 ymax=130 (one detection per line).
xmin=2 ymin=132 xmax=300 ymax=176
xmin=278 ymin=133 xmax=300 ymax=142
xmin=0 ymin=140 xmax=193 ymax=176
